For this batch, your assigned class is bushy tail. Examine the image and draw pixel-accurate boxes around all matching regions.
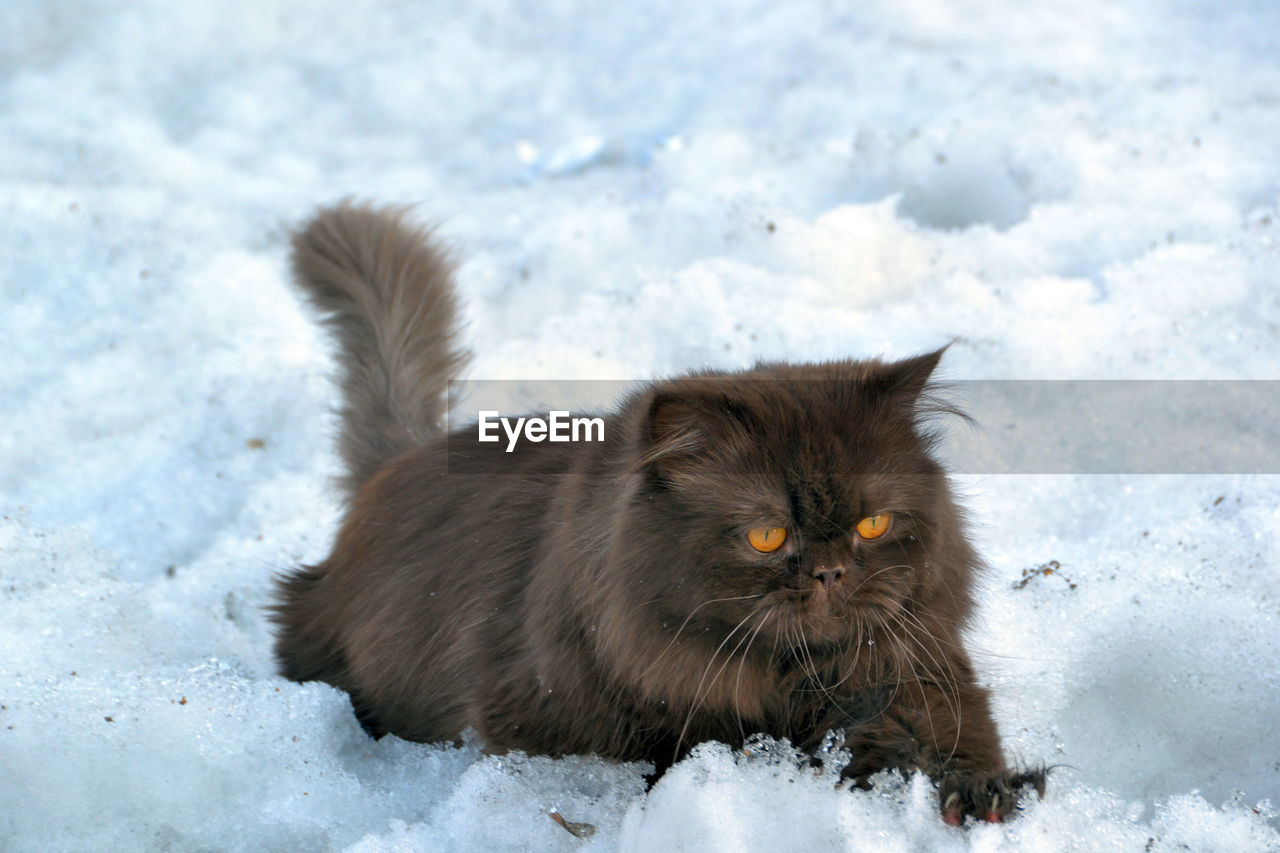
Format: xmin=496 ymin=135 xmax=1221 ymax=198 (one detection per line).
xmin=291 ymin=201 xmax=470 ymax=497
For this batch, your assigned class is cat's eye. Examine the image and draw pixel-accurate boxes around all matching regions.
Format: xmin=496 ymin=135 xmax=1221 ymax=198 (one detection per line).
xmin=747 ymin=526 xmax=788 ymax=553
xmin=855 ymin=513 xmax=892 ymax=540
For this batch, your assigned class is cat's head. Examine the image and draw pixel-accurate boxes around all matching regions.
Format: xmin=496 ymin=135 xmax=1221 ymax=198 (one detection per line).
xmin=613 ymin=349 xmax=976 ymax=655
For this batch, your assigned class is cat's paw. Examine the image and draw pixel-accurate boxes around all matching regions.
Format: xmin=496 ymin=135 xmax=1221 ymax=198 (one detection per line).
xmin=939 ymin=767 xmax=1046 ymax=825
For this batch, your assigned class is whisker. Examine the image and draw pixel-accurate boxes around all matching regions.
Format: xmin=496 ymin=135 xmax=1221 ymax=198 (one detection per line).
xmin=673 ymin=606 xmax=762 ymax=760
xmin=846 ymin=563 xmax=914 ymax=598
xmin=892 ymin=608 xmax=965 ymax=762
xmin=733 ymin=605 xmax=774 ymax=745
xmin=885 ymin=609 xmax=964 ymax=766
xmin=636 ymin=592 xmax=766 ymax=683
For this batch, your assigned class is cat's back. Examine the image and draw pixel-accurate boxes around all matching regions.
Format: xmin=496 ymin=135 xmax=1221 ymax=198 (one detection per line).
xmin=272 ymin=424 xmax=618 ymax=741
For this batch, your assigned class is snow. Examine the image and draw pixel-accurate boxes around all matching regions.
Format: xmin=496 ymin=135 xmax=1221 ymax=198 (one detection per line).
xmin=2 ymin=0 xmax=1279 ymax=849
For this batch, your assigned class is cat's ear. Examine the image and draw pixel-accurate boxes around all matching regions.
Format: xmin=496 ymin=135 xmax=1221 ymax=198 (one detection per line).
xmin=871 ymin=345 xmax=948 ymax=405
xmin=636 ymin=386 xmax=747 ymax=480
xmin=641 ymin=392 xmax=707 ymax=469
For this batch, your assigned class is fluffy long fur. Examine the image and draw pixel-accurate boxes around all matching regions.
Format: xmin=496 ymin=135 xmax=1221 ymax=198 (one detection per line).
xmin=289 ymin=201 xmax=470 ymax=498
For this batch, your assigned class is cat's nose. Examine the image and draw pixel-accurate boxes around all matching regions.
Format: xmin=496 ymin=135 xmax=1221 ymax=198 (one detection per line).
xmin=813 ymin=567 xmax=844 ymax=592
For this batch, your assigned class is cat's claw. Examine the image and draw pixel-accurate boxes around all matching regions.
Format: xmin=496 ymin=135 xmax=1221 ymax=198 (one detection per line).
xmin=942 ymin=792 xmax=963 ymax=826
xmin=985 ymin=793 xmax=1002 ymax=823
xmin=938 ymin=767 xmax=1046 ymax=825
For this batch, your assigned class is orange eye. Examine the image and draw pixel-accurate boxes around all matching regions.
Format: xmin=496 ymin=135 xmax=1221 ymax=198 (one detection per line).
xmin=747 ymin=526 xmax=788 ymax=553
xmin=855 ymin=513 xmax=892 ymax=540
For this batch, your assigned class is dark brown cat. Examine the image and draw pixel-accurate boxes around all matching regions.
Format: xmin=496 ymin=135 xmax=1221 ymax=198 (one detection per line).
xmin=272 ymin=201 xmax=1044 ymax=824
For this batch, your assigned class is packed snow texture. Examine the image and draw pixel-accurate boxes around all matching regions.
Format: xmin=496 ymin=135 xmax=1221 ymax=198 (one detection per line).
xmin=2 ymin=0 xmax=1279 ymax=850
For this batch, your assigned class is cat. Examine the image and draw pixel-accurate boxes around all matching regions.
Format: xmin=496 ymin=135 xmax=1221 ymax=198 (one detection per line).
xmin=271 ymin=201 xmax=1045 ymax=825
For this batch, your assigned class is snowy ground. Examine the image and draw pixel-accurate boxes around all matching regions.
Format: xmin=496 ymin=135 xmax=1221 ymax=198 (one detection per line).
xmin=3 ymin=0 xmax=1279 ymax=850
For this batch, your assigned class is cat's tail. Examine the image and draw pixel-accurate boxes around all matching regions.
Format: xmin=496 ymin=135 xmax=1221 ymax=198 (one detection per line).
xmin=290 ymin=201 xmax=470 ymax=497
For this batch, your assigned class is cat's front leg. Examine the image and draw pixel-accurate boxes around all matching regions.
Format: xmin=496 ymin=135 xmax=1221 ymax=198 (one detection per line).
xmin=823 ymin=679 xmax=1045 ymax=824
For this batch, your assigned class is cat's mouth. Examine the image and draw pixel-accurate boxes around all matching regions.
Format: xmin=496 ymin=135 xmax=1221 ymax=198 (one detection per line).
xmin=753 ymin=584 xmax=861 ymax=644
xmin=802 ymin=578 xmax=843 ymax=614
xmin=755 ymin=567 xmax=907 ymax=627
xmin=759 ymin=577 xmax=906 ymax=643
